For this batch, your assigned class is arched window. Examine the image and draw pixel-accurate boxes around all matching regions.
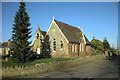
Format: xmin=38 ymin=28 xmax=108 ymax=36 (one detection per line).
xmin=60 ymin=41 xmax=63 ymax=49
xmin=80 ymin=43 xmax=82 ymax=52
xmin=40 ymin=35 xmax=44 ymax=39
xmin=46 ymin=41 xmax=50 ymax=51
xmin=36 ymin=33 xmax=39 ymax=38
xmin=82 ymin=43 xmax=85 ymax=52
xmin=75 ymin=45 xmax=77 ymax=52
xmin=53 ymin=38 xmax=56 ymax=51
xmin=80 ymin=43 xmax=85 ymax=52
xmin=72 ymin=44 xmax=74 ymax=52
xmin=80 ymin=43 xmax=81 ymax=52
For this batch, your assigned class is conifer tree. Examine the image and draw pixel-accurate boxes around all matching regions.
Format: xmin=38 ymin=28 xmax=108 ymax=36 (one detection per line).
xmin=11 ymin=2 xmax=32 ymax=63
xmin=103 ymin=37 xmax=110 ymax=51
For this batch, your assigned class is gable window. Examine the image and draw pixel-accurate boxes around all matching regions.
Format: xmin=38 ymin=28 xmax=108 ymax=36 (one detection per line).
xmin=53 ymin=38 xmax=56 ymax=51
xmin=36 ymin=33 xmax=39 ymax=38
xmin=60 ymin=41 xmax=63 ymax=50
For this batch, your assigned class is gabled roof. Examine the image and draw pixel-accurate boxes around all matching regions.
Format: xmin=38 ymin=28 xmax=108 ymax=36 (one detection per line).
xmin=1 ymin=42 xmax=13 ymax=48
xmin=83 ymin=34 xmax=89 ymax=44
xmin=54 ymin=20 xmax=89 ymax=43
xmin=35 ymin=27 xmax=46 ymax=37
xmin=35 ymin=27 xmax=41 ymax=34
xmin=32 ymin=26 xmax=46 ymax=45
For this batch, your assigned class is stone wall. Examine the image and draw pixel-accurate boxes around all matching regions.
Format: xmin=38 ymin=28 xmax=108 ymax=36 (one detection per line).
xmin=2 ymin=59 xmax=79 ymax=77
xmin=86 ymin=45 xmax=95 ymax=56
xmin=2 ymin=54 xmax=105 ymax=77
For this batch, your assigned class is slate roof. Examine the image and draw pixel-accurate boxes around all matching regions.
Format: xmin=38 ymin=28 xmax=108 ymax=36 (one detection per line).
xmin=84 ymin=34 xmax=90 ymax=44
xmin=54 ymin=20 xmax=89 ymax=43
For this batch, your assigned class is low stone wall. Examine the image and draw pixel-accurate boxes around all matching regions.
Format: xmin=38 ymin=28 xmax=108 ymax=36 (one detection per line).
xmin=2 ymin=54 xmax=105 ymax=77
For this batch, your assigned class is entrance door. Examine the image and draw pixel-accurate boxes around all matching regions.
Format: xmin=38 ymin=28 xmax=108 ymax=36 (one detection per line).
xmin=37 ymin=48 xmax=40 ymax=54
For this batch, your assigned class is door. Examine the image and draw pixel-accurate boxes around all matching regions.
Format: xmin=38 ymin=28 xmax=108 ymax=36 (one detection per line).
xmin=37 ymin=48 xmax=40 ymax=54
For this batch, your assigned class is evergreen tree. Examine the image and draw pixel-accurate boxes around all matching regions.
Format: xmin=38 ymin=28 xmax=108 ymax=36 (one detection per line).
xmin=91 ymin=38 xmax=104 ymax=54
xmin=11 ymin=2 xmax=32 ymax=63
xmin=103 ymin=37 xmax=110 ymax=51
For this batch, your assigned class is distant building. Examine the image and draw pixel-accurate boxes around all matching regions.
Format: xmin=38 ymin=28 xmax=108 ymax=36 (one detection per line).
xmin=0 ymin=41 xmax=12 ymax=56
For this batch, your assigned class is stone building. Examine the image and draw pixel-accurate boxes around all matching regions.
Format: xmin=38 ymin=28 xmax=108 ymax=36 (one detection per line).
xmin=0 ymin=41 xmax=12 ymax=56
xmin=31 ymin=26 xmax=46 ymax=55
xmin=44 ymin=19 xmax=91 ymax=57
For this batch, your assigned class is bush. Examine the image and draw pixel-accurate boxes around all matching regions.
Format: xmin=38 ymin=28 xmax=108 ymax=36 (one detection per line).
xmin=91 ymin=39 xmax=104 ymax=54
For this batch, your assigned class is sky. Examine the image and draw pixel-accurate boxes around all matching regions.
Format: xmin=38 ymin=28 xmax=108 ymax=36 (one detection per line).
xmin=2 ymin=2 xmax=118 ymax=47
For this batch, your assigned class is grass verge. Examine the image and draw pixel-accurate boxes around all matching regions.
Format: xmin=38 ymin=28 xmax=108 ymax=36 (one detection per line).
xmin=2 ymin=58 xmax=75 ymax=68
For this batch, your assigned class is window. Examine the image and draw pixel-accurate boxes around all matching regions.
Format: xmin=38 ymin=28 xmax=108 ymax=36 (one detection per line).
xmin=80 ymin=43 xmax=84 ymax=52
xmin=46 ymin=41 xmax=50 ymax=51
xmin=46 ymin=44 xmax=50 ymax=51
xmin=80 ymin=44 xmax=81 ymax=52
xmin=80 ymin=43 xmax=82 ymax=52
xmin=82 ymin=43 xmax=85 ymax=51
xmin=75 ymin=45 xmax=77 ymax=52
xmin=53 ymin=29 xmax=55 ymax=32
xmin=53 ymin=39 xmax=56 ymax=51
xmin=40 ymin=35 xmax=44 ymax=39
xmin=60 ymin=41 xmax=63 ymax=49
xmin=36 ymin=33 xmax=39 ymax=38
xmin=72 ymin=44 xmax=74 ymax=52
xmin=72 ymin=44 xmax=77 ymax=52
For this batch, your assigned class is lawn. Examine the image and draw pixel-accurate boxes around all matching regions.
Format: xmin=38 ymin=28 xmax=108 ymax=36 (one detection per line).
xmin=2 ymin=58 xmax=75 ymax=68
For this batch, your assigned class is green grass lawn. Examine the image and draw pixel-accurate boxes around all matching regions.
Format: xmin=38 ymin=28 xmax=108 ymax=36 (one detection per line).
xmin=2 ymin=58 xmax=75 ymax=68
